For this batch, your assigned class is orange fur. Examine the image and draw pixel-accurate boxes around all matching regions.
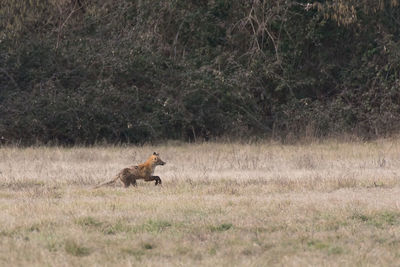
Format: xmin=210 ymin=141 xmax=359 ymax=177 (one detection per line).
xmin=94 ymin=152 xmax=166 ymax=188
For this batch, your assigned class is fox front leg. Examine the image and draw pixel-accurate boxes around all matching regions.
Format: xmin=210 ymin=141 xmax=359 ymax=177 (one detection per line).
xmin=145 ymin=176 xmax=162 ymax=186
xmin=153 ymin=176 xmax=162 ymax=185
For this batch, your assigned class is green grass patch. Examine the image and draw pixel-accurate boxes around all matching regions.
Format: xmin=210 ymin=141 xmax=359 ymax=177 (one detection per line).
xmin=142 ymin=219 xmax=172 ymax=233
xmin=209 ymin=247 xmax=217 ymax=255
xmin=328 ymin=246 xmax=344 ymax=255
xmin=75 ymin=216 xmax=103 ymax=228
xmin=351 ymin=213 xmax=371 ymax=222
xmin=210 ymin=223 xmax=233 ymax=232
xmin=379 ymin=211 xmax=399 ymax=225
xmin=307 ymin=240 xmax=344 ymax=255
xmin=307 ymin=240 xmax=329 ymax=250
xmin=46 ymin=238 xmax=60 ymax=252
xmin=0 ymin=229 xmax=18 ymax=237
xmin=101 ymin=220 xmax=131 ymax=235
xmin=64 ymin=240 xmax=91 ymax=257
xmin=99 ymin=219 xmax=172 ymax=235
xmin=351 ymin=211 xmax=400 ymax=228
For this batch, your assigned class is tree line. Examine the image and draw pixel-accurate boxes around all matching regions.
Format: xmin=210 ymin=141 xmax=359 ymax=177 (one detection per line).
xmin=1 ymin=0 xmax=399 ymax=144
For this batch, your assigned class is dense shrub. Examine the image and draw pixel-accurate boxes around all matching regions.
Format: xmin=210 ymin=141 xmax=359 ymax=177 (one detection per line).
xmin=0 ymin=0 xmax=399 ymax=144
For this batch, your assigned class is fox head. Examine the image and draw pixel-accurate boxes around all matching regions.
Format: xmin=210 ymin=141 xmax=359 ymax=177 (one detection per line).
xmin=150 ymin=152 xmax=166 ymax=166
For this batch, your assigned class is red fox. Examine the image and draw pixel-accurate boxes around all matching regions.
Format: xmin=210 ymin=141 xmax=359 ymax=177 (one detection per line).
xmin=94 ymin=152 xmax=166 ymax=188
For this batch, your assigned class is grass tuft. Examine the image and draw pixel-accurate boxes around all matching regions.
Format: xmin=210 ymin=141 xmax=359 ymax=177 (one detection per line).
xmin=76 ymin=216 xmax=102 ymax=228
xmin=210 ymin=223 xmax=233 ymax=232
xmin=122 ymin=248 xmax=145 ymax=260
xmin=142 ymin=243 xmax=154 ymax=250
xmin=64 ymin=240 xmax=91 ymax=257
xmin=142 ymin=219 xmax=171 ymax=233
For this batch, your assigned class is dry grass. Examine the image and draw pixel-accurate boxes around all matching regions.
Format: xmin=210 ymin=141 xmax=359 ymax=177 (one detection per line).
xmin=1 ymin=139 xmax=400 ymax=266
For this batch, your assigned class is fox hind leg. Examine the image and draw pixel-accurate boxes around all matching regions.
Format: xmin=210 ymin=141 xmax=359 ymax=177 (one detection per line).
xmin=121 ymin=174 xmax=137 ymax=188
xmin=127 ymin=175 xmax=137 ymax=187
xmin=123 ymin=180 xmax=131 ymax=188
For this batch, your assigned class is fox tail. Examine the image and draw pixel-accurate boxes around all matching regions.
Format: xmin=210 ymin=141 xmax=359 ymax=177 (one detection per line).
xmin=93 ymin=175 xmax=119 ymax=189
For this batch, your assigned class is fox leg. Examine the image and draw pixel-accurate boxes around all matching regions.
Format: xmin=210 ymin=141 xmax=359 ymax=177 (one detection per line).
xmin=123 ymin=180 xmax=131 ymax=188
xmin=154 ymin=176 xmax=162 ymax=185
xmin=93 ymin=174 xmax=120 ymax=189
xmin=145 ymin=176 xmax=162 ymax=186
xmin=131 ymin=178 xmax=137 ymax=187
xmin=121 ymin=174 xmax=137 ymax=188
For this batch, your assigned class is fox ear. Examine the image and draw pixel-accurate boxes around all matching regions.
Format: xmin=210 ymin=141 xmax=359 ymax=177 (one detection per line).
xmin=153 ymin=152 xmax=157 ymax=155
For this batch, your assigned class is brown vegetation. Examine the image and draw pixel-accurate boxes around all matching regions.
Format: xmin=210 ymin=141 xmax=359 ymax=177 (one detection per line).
xmin=1 ymin=1 xmax=400 ymax=144
xmin=1 ymin=140 xmax=400 ymax=265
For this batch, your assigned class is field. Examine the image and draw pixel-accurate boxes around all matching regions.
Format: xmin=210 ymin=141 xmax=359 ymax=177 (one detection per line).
xmin=1 ymin=140 xmax=400 ymax=266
